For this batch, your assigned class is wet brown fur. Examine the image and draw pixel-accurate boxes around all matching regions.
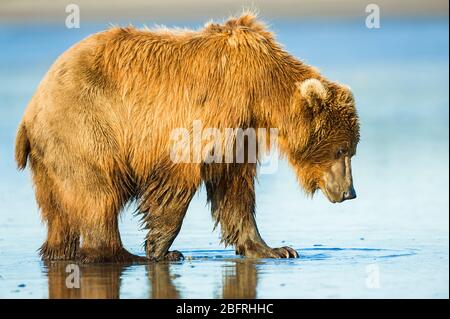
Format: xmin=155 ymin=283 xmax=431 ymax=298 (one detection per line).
xmin=15 ymin=13 xmax=359 ymax=262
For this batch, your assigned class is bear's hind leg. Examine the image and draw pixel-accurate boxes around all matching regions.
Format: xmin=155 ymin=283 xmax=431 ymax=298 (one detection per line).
xmin=77 ymin=192 xmax=146 ymax=263
xmin=39 ymin=214 xmax=79 ymax=261
xmin=32 ymin=161 xmax=79 ymax=260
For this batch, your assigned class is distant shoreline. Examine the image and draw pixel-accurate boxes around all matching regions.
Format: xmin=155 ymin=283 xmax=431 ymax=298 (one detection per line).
xmin=1 ymin=0 xmax=448 ymax=23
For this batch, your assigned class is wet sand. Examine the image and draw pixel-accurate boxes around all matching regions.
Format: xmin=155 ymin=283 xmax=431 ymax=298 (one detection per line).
xmin=3 ymin=245 xmax=441 ymax=298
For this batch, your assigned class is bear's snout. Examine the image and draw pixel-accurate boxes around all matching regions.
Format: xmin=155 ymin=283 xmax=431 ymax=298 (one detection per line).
xmin=342 ymin=184 xmax=357 ymax=201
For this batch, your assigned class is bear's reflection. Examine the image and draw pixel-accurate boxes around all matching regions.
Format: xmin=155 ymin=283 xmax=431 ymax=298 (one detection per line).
xmin=44 ymin=259 xmax=259 ymax=299
xmin=221 ymin=260 xmax=258 ymax=299
xmin=146 ymin=263 xmax=180 ymax=298
xmin=45 ymin=261 xmax=127 ymax=299
xmin=44 ymin=261 xmax=182 ymax=299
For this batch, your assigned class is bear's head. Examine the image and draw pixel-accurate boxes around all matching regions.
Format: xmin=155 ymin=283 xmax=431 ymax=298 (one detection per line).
xmin=282 ymin=78 xmax=360 ymax=203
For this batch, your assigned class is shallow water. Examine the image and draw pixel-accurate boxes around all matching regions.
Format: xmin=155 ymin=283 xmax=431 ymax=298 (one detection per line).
xmin=0 ymin=18 xmax=448 ymax=298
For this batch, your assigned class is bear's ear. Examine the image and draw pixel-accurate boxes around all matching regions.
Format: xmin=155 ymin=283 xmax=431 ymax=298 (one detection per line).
xmin=296 ymin=78 xmax=327 ymax=113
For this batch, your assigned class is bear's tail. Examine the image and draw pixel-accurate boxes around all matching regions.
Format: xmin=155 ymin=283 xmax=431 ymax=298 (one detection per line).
xmin=15 ymin=122 xmax=30 ymax=170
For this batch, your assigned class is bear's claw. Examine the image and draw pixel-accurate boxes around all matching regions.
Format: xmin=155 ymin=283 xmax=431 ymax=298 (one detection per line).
xmin=239 ymin=242 xmax=299 ymax=259
xmin=272 ymin=246 xmax=299 ymax=258
xmin=162 ymin=250 xmax=184 ymax=261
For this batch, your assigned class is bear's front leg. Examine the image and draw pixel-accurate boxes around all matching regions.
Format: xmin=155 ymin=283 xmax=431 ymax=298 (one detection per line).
xmin=140 ymin=184 xmax=197 ymax=261
xmin=205 ymin=163 xmax=298 ymax=259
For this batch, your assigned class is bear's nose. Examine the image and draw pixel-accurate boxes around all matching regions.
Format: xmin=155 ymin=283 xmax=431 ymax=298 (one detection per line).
xmin=343 ymin=185 xmax=356 ymax=201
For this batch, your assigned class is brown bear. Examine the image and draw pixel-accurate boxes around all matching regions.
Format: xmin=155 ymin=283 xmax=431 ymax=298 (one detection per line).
xmin=15 ymin=14 xmax=359 ymax=263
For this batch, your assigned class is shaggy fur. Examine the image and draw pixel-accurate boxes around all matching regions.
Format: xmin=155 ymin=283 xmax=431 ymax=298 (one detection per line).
xmin=15 ymin=14 xmax=359 ymax=262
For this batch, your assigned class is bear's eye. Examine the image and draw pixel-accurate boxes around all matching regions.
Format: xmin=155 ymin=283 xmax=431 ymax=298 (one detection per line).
xmin=336 ymin=148 xmax=345 ymax=158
